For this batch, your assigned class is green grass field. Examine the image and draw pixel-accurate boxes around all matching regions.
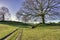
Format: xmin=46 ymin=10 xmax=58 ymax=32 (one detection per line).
xmin=0 ymin=24 xmax=18 ymax=39
xmin=0 ymin=21 xmax=31 ymax=40
xmin=0 ymin=21 xmax=60 ymax=40
xmin=22 ymin=26 xmax=60 ymax=40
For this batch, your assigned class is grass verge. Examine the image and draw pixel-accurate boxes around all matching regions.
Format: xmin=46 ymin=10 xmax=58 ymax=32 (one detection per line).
xmin=22 ymin=26 xmax=60 ymax=40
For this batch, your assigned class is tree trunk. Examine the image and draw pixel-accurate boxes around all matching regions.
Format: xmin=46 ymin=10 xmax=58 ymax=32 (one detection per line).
xmin=31 ymin=15 xmax=45 ymax=29
xmin=2 ymin=14 xmax=4 ymax=21
xmin=41 ymin=15 xmax=45 ymax=24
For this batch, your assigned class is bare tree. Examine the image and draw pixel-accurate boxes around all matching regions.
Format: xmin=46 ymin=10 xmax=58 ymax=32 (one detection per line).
xmin=16 ymin=0 xmax=60 ymax=24
xmin=0 ymin=7 xmax=10 ymax=21
xmin=16 ymin=10 xmax=31 ymax=22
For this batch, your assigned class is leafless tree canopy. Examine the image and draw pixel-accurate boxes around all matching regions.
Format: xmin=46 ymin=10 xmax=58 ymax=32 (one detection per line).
xmin=0 ymin=7 xmax=11 ymax=21
xmin=16 ymin=0 xmax=60 ymax=23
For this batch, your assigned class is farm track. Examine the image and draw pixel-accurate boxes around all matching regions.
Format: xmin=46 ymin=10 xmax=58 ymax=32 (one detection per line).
xmin=16 ymin=29 xmax=23 ymax=40
xmin=0 ymin=29 xmax=18 ymax=40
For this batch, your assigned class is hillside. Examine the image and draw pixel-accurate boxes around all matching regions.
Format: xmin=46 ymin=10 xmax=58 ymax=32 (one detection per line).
xmin=0 ymin=21 xmax=32 ymax=28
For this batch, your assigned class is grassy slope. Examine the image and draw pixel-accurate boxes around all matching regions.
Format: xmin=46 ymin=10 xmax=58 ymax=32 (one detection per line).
xmin=22 ymin=26 xmax=60 ymax=40
xmin=0 ymin=21 xmax=60 ymax=40
xmin=0 ymin=24 xmax=18 ymax=39
xmin=0 ymin=21 xmax=31 ymax=39
xmin=0 ymin=21 xmax=32 ymax=28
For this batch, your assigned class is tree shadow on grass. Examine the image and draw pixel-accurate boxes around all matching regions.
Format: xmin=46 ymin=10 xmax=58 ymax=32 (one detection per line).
xmin=31 ymin=23 xmax=60 ymax=29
